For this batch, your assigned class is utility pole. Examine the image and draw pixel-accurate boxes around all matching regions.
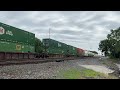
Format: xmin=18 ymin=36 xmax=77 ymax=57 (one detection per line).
xmin=49 ymin=28 xmax=50 ymax=39
xmin=48 ymin=28 xmax=51 ymax=55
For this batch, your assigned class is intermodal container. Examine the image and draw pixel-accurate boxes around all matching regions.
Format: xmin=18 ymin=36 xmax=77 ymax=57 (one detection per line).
xmin=67 ymin=45 xmax=77 ymax=56
xmin=76 ymin=48 xmax=84 ymax=56
xmin=0 ymin=22 xmax=35 ymax=45
xmin=0 ymin=41 xmax=35 ymax=53
xmin=28 ymin=32 xmax=35 ymax=46
xmin=42 ymin=38 xmax=68 ymax=55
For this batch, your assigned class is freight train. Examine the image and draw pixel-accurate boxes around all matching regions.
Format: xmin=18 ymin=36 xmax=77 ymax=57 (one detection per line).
xmin=0 ymin=22 xmax=98 ymax=60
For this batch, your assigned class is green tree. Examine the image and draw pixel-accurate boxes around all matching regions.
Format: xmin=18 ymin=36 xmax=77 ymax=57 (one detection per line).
xmin=35 ymin=37 xmax=44 ymax=53
xmin=99 ymin=27 xmax=120 ymax=58
xmin=99 ymin=39 xmax=110 ymax=56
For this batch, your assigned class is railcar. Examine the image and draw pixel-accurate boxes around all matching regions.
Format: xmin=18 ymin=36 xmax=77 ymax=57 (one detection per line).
xmin=0 ymin=22 xmax=96 ymax=61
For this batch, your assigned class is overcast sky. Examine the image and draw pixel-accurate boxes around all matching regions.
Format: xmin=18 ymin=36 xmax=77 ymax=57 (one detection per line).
xmin=0 ymin=11 xmax=119 ymax=54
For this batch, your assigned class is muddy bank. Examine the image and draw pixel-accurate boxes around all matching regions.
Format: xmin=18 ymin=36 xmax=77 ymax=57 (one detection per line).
xmin=100 ymin=58 xmax=120 ymax=78
xmin=108 ymin=64 xmax=120 ymax=78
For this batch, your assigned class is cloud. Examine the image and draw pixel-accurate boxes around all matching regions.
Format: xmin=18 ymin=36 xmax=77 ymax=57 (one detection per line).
xmin=0 ymin=11 xmax=120 ymax=54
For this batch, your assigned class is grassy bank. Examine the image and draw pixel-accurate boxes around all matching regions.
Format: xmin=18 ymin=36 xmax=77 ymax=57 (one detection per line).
xmin=58 ymin=68 xmax=117 ymax=79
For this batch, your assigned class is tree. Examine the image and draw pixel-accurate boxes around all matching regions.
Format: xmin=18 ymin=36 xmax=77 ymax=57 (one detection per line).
xmin=99 ymin=39 xmax=111 ymax=56
xmin=99 ymin=27 xmax=120 ymax=58
xmin=35 ymin=37 xmax=44 ymax=53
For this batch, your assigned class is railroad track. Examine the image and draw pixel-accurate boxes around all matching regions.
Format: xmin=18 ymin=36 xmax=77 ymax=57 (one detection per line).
xmin=0 ymin=57 xmax=97 ymax=66
xmin=0 ymin=57 xmax=77 ymax=66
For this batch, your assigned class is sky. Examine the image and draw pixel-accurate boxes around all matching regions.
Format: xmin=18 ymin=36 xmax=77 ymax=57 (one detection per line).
xmin=0 ymin=11 xmax=120 ymax=55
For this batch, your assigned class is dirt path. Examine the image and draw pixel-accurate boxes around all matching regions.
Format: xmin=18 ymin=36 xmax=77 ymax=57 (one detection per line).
xmin=76 ymin=57 xmax=114 ymax=75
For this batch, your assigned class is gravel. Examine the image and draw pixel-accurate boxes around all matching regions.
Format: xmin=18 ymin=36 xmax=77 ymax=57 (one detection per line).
xmin=0 ymin=57 xmax=117 ymax=79
xmin=0 ymin=59 xmax=83 ymax=79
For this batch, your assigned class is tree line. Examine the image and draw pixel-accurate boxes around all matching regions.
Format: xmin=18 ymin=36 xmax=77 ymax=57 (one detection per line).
xmin=99 ymin=27 xmax=120 ymax=59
